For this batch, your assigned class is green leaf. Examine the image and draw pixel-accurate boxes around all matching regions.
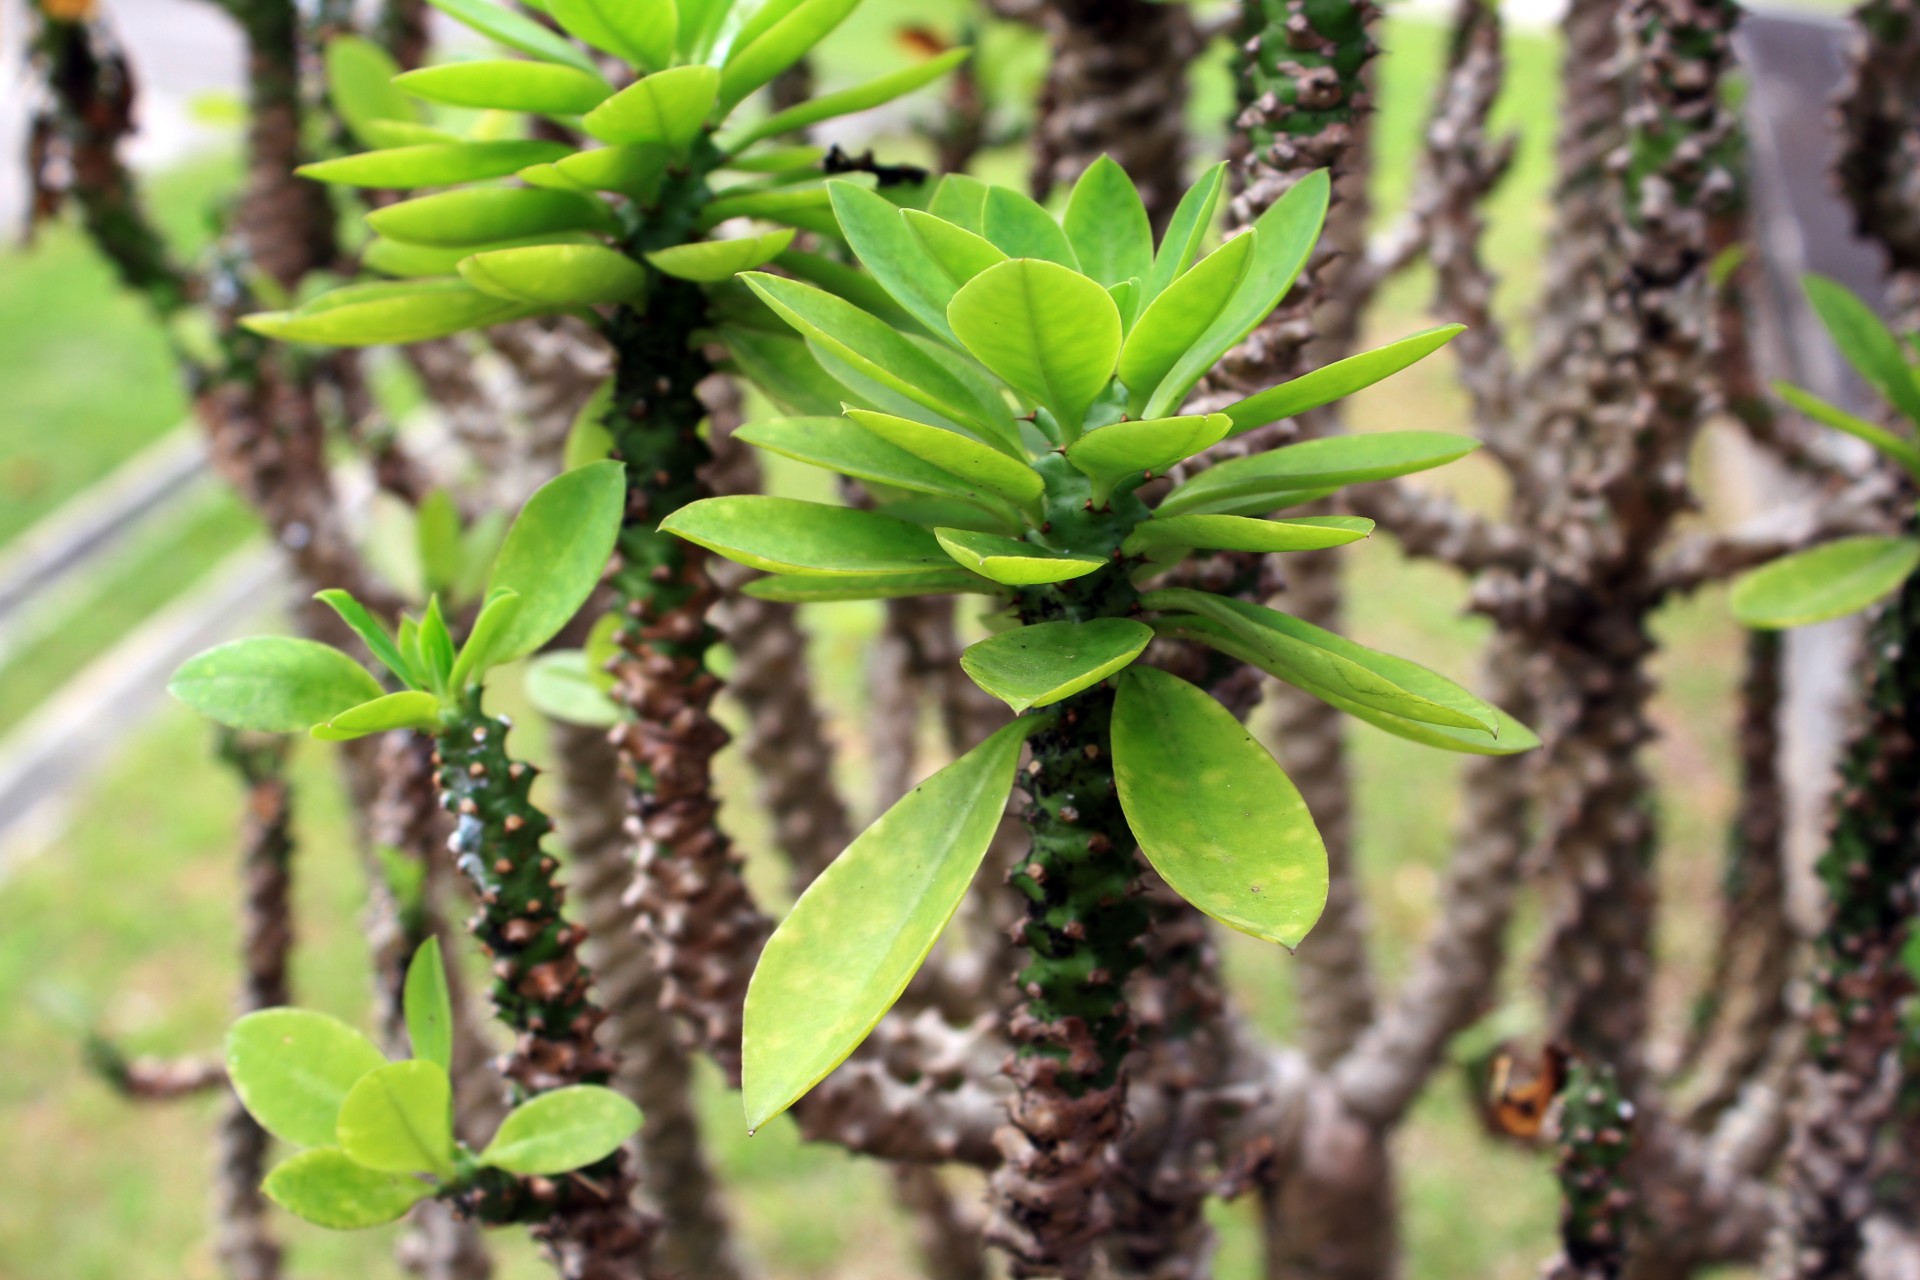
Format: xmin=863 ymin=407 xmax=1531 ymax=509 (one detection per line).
xmin=702 ymin=185 xmax=841 ymax=237
xmin=1730 ymin=535 xmax=1920 ymax=629
xmin=1143 ymin=170 xmax=1330 ymax=419
xmin=901 ymin=209 xmax=1007 ymax=288
xmin=244 ymin=281 xmax=535 ymax=346
xmin=743 ymin=716 xmax=1043 ymax=1130
xmin=946 ymin=258 xmax=1120 ymax=432
xmin=483 ymin=461 xmax=625 ymax=664
xmin=979 ymin=186 xmax=1078 ymax=269
xmin=774 ymin=246 xmax=921 ymax=329
xmin=1805 ymin=274 xmax=1920 ymax=427
xmin=1221 ymin=325 xmax=1466 ymax=435
xmin=226 ymin=1009 xmax=388 ymax=1148
xmin=1066 ymin=414 xmax=1231 ymax=502
xmin=417 ymin=596 xmax=456 ymax=689
xmin=366 ymin=188 xmax=616 ymax=247
xmin=336 ymin=1060 xmax=455 ymax=1176
xmin=315 ymin=588 xmax=419 ymax=688
xmin=928 ymin=173 xmax=990 ymax=234
xmin=1112 ymin=667 xmax=1328 ymax=948
xmin=717 ymin=0 xmax=861 ymax=115
xmin=1145 ymin=162 xmax=1226 ymax=304
xmin=736 ymin=415 xmax=1019 ymax=517
xmin=416 ymin=490 xmax=463 ymax=595
xmin=311 ymin=690 xmax=445 ymax=742
xmin=645 ymin=229 xmax=796 ymax=282
xmin=1144 ymin=588 xmax=1499 ymax=732
xmin=934 ymin=527 xmax=1106 ymax=585
xmin=394 ymin=61 xmax=611 ymax=114
xmin=1063 ymin=155 xmax=1154 ymax=290
xmin=460 ymin=243 xmax=648 ymax=304
xmin=742 ymin=272 xmax=1010 ymax=438
xmin=554 ymin=142 xmax=672 ymax=196
xmin=961 ymin=618 xmax=1152 ymax=713
xmin=363 ymin=232 xmax=595 ymax=278
xmin=829 ymin=181 xmax=965 ymax=341
xmin=170 ymin=637 xmax=383 ymax=734
xmin=403 ymin=938 xmax=453 ymax=1072
xmin=1118 ymin=233 xmax=1256 ymax=415
xmin=1123 ymin=513 xmax=1372 ymax=556
xmin=741 ymin=569 xmax=995 ymax=602
xmin=1776 ymin=381 xmax=1920 ymax=479
xmin=447 ymin=588 xmax=525 ymax=688
xmin=360 ymin=119 xmax=462 ymax=148
xmin=480 ymin=1085 xmax=642 ymax=1174
xmin=728 ymin=47 xmax=969 ymax=150
xmin=721 ymin=327 xmax=854 ymax=415
xmin=423 ymin=0 xmax=598 ymax=71
xmin=325 ymin=37 xmax=418 ymax=149
xmin=1157 ymin=431 xmax=1481 ymax=518
xmin=263 ymin=1149 xmax=430 ymax=1230
xmin=523 ymin=650 xmax=624 ymax=726
xmin=583 ymin=65 xmax=719 ymax=150
xmin=843 ymin=408 xmax=1041 ymax=508
xmin=548 ymin=0 xmax=676 ymax=69
xmin=663 ymin=496 xmax=951 ymax=575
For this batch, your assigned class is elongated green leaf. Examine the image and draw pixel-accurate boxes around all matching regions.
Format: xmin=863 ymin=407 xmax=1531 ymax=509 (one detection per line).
xmin=934 ymin=527 xmax=1106 ymax=585
xmin=245 ymin=281 xmax=535 ymax=345
xmin=901 ymin=209 xmax=1007 ymax=287
xmin=730 ymin=47 xmax=968 ymax=148
xmin=717 ymin=0 xmax=861 ymax=114
xmin=663 ymin=496 xmax=951 ymax=575
xmin=364 ymin=232 xmax=594 ymax=278
xmin=1123 ymin=513 xmax=1371 ymax=555
xmin=403 ymin=938 xmax=453 ymax=1072
xmin=775 ymin=246 xmax=921 ymax=329
xmin=1066 ymin=414 xmax=1231 ymax=501
xmin=946 ymin=258 xmax=1120 ymax=431
xmin=226 ymin=1009 xmax=388 ymax=1148
xmin=584 ymin=65 xmax=719 ymax=149
xmin=1157 ymin=430 xmax=1481 ymax=517
xmin=366 ymin=188 xmax=615 ymax=247
xmin=720 ymin=327 xmax=855 ymax=415
xmin=979 ymin=186 xmax=1078 ymax=268
xmin=1142 ymin=171 xmax=1329 ymax=418
xmin=1222 ymin=325 xmax=1465 ymax=434
xmin=1144 ymin=589 xmax=1498 ymax=732
xmin=483 ymin=461 xmax=625 ymax=664
xmin=843 ymin=408 xmax=1041 ymax=508
xmin=325 ymin=37 xmax=419 ymax=149
xmin=263 ymin=1149 xmax=430 ymax=1230
xmin=1118 ymin=233 xmax=1256 ymax=415
xmin=336 ymin=1061 xmax=454 ymax=1176
xmin=316 ymin=589 xmax=419 ymax=687
xmin=829 ymin=182 xmax=964 ymax=339
xmin=961 ymin=618 xmax=1151 ymax=712
xmin=737 ymin=415 xmax=1017 ymax=515
xmin=1730 ymin=535 xmax=1920 ymax=629
xmin=554 ymin=142 xmax=671 ymax=195
xmin=394 ymin=61 xmax=611 ymax=114
xmin=1113 ymin=667 xmax=1326 ymax=947
xmin=460 ymin=243 xmax=648 ymax=304
xmin=1145 ymin=162 xmax=1226 ymax=303
xmin=424 ymin=0 xmax=598 ymax=70
xmin=170 ymin=637 xmax=383 ymax=734
xmin=928 ymin=172 xmax=990 ymax=234
xmin=548 ymin=0 xmax=675 ymax=69
xmin=1776 ymin=381 xmax=1920 ymax=478
xmin=361 ymin=119 xmax=461 ymax=148
xmin=312 ymin=690 xmax=444 ymax=741
xmin=1805 ymin=274 xmax=1920 ymax=427
xmin=742 ymin=272 xmax=1009 ymax=437
xmin=702 ymin=185 xmax=841 ymax=236
xmin=479 ymin=1085 xmax=641 ymax=1173
xmin=447 ymin=588 xmax=525 ymax=688
xmin=646 ymin=229 xmax=795 ymax=282
xmin=523 ymin=650 xmax=624 ymax=725
xmin=741 ymin=569 xmax=995 ymax=602
xmin=1064 ymin=154 xmax=1154 ymax=290
xmin=743 ymin=716 xmax=1043 ymax=1130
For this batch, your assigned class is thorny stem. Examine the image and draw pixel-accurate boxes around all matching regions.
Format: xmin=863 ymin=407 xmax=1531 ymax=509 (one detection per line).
xmin=987 ymin=461 xmax=1149 ymax=1278
xmin=1542 ymin=1060 xmax=1637 ymax=1280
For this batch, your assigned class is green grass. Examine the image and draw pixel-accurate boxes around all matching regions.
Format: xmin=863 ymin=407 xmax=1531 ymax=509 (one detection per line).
xmin=0 ymin=9 xmax=1766 ymax=1279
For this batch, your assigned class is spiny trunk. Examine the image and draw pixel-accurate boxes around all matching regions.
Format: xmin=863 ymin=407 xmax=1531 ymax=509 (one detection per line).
xmin=1540 ymin=1060 xmax=1636 ymax=1280
xmin=1835 ymin=0 xmax=1920 ymax=304
xmin=1029 ymin=0 xmax=1198 ymax=229
xmin=550 ymin=720 xmax=745 ymax=1280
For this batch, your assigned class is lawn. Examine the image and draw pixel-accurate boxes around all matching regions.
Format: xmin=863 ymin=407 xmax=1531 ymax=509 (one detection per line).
xmin=0 ymin=6 xmax=1762 ymax=1279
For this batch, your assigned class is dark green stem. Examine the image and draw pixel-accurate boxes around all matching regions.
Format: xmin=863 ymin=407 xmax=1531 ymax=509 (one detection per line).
xmin=1549 ymin=1059 xmax=1635 ymax=1280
